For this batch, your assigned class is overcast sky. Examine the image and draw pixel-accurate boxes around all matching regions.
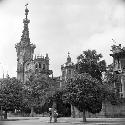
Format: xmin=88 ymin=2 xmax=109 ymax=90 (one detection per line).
xmin=0 ymin=0 xmax=125 ymax=78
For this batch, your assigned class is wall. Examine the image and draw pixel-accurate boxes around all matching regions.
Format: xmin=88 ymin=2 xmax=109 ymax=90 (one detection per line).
xmin=73 ymin=102 xmax=125 ymax=118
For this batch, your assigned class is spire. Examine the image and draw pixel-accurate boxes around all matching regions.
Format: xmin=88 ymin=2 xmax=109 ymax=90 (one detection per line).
xmin=67 ymin=52 xmax=71 ymax=63
xmin=21 ymin=3 xmax=30 ymax=45
xmin=25 ymin=3 xmax=29 ymax=20
xmin=45 ymin=53 xmax=49 ymax=60
xmin=6 ymin=71 xmax=10 ymax=78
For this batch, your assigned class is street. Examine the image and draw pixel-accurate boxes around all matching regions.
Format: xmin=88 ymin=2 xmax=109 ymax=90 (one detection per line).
xmin=1 ymin=117 xmax=125 ymax=125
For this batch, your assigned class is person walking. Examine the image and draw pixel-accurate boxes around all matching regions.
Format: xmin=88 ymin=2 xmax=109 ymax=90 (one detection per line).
xmin=53 ymin=109 xmax=58 ymax=123
xmin=49 ymin=108 xmax=52 ymax=123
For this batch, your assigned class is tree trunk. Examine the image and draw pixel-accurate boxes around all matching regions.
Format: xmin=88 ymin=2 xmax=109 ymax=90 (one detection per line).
xmin=52 ymin=101 xmax=57 ymax=110
xmin=71 ymin=105 xmax=75 ymax=118
xmin=4 ymin=111 xmax=7 ymax=119
xmin=103 ymin=101 xmax=106 ymax=117
xmin=30 ymin=106 xmax=34 ymax=117
xmin=83 ymin=109 xmax=86 ymax=122
xmin=42 ymin=112 xmax=44 ymax=117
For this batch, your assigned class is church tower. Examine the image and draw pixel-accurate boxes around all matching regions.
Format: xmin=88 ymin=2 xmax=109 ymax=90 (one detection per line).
xmin=61 ymin=53 xmax=75 ymax=87
xmin=15 ymin=4 xmax=36 ymax=82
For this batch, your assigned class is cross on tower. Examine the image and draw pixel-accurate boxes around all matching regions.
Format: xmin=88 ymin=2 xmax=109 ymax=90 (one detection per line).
xmin=25 ymin=3 xmax=29 ymax=20
xmin=112 ymin=38 xmax=116 ymax=44
xmin=68 ymin=52 xmax=70 ymax=56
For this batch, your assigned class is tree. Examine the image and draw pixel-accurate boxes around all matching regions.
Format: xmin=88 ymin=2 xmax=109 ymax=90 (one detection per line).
xmin=47 ymin=88 xmax=71 ymax=117
xmin=63 ymin=73 xmax=102 ymax=122
xmin=0 ymin=77 xmax=23 ymax=119
xmin=76 ymin=50 xmax=118 ymax=109
xmin=23 ymin=73 xmax=49 ymax=116
xmin=40 ymin=77 xmax=60 ymax=114
xmin=43 ymin=77 xmax=72 ymax=117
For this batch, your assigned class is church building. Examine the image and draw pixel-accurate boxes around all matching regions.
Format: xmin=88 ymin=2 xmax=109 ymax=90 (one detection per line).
xmin=110 ymin=44 xmax=125 ymax=98
xmin=15 ymin=5 xmax=52 ymax=83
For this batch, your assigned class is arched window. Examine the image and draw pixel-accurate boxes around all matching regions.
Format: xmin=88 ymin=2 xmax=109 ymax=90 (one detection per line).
xmin=43 ymin=64 xmax=46 ymax=70
xmin=39 ymin=63 xmax=41 ymax=68
xmin=68 ymin=69 xmax=71 ymax=75
xmin=62 ymin=71 xmax=65 ymax=77
xmin=35 ymin=63 xmax=38 ymax=69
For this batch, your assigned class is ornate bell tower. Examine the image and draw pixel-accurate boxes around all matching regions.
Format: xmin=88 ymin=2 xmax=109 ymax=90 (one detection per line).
xmin=61 ymin=52 xmax=75 ymax=85
xmin=15 ymin=4 xmax=36 ymax=82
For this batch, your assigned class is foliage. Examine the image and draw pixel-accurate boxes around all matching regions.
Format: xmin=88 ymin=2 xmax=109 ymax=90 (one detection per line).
xmin=43 ymin=76 xmax=61 ymax=106
xmin=45 ymin=78 xmax=60 ymax=101
xmin=103 ymin=64 xmax=121 ymax=105
xmin=103 ymin=64 xmax=117 ymax=87
xmin=23 ymin=74 xmax=50 ymax=110
xmin=76 ymin=49 xmax=106 ymax=81
xmin=47 ymin=88 xmax=71 ymax=117
xmin=63 ymin=73 xmax=102 ymax=114
xmin=0 ymin=77 xmax=23 ymax=112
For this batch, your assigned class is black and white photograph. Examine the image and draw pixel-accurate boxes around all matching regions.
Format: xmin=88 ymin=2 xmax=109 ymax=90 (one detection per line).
xmin=0 ymin=0 xmax=125 ymax=124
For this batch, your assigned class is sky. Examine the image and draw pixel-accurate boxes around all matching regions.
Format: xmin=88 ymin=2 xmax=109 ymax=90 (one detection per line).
xmin=0 ymin=0 xmax=125 ymax=78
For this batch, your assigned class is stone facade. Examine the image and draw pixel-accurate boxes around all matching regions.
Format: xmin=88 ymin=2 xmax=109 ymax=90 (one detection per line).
xmin=110 ymin=44 xmax=125 ymax=98
xmin=15 ymin=5 xmax=52 ymax=83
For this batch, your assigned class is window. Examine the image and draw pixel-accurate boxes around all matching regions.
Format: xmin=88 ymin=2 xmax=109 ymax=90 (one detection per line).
xmin=119 ymin=83 xmax=122 ymax=92
xmin=62 ymin=71 xmax=65 ymax=77
xmin=120 ymin=93 xmax=123 ymax=98
xmin=121 ymin=60 xmax=125 ymax=70
xmin=39 ymin=63 xmax=41 ymax=68
xmin=35 ymin=63 xmax=38 ymax=69
xmin=68 ymin=69 xmax=71 ymax=75
xmin=43 ymin=64 xmax=46 ymax=70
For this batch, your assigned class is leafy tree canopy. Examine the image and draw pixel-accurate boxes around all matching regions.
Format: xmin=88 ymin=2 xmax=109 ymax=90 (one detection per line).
xmin=23 ymin=73 xmax=50 ymax=109
xmin=76 ymin=49 xmax=106 ymax=81
xmin=0 ymin=77 xmax=23 ymax=112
